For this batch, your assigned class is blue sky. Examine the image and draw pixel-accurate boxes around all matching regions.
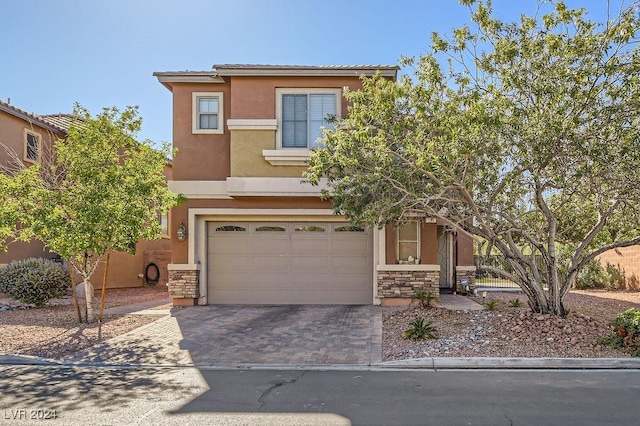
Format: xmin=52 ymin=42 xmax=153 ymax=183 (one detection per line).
xmin=0 ymin=1 xmax=617 ymax=145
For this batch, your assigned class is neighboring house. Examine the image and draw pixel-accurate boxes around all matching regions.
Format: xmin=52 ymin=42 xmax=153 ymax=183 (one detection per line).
xmin=154 ymin=64 xmax=476 ymax=307
xmin=0 ymin=99 xmax=171 ymax=289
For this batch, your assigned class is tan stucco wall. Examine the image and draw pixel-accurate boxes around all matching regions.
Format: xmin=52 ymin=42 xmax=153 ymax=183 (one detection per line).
xmin=229 ymin=76 xmax=366 ymax=119
xmin=230 ymin=130 xmax=308 ymax=177
xmin=598 ymin=246 xmax=640 ymax=280
xmin=171 ymin=83 xmax=231 ymax=181
xmin=0 ymin=111 xmax=60 ymax=168
xmin=91 ymin=238 xmax=172 ymax=289
xmin=167 ymin=75 xmax=369 ymax=182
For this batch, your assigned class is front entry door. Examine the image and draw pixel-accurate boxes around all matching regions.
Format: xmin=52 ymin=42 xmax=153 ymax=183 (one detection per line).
xmin=437 ymin=226 xmax=453 ymax=289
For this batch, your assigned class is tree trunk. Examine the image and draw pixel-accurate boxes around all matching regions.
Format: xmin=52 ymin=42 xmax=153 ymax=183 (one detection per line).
xmin=69 ymin=262 xmax=83 ymax=323
xmin=85 ymin=280 xmax=95 ymax=323
xmin=98 ymin=253 xmax=110 ymax=322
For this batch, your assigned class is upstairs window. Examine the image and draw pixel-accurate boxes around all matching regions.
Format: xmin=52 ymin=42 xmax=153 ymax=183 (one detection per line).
xmin=276 ymin=88 xmax=340 ymax=149
xmin=192 ymin=92 xmax=224 ymax=134
xmin=24 ymin=130 xmax=40 ymax=163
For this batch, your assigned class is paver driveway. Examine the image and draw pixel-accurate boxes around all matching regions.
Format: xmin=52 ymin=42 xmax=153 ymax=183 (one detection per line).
xmin=67 ymin=305 xmax=382 ymax=366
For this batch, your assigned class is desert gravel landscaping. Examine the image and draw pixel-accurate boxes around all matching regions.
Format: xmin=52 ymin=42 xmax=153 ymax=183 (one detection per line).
xmin=0 ymin=286 xmax=170 ymax=359
xmin=383 ymin=290 xmax=640 ymax=361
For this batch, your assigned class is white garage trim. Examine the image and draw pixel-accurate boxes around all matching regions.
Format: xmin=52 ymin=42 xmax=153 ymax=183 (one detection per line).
xmin=185 ymin=208 xmax=380 ymax=305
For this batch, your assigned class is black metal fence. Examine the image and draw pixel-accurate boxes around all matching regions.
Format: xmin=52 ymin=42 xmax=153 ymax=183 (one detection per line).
xmin=474 ymin=254 xmax=545 ymax=290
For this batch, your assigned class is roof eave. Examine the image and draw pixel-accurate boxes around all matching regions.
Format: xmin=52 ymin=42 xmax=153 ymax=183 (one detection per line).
xmin=0 ymin=103 xmax=66 ymax=135
xmin=153 ymin=72 xmax=226 ymax=90
xmin=214 ymin=67 xmax=398 ymax=78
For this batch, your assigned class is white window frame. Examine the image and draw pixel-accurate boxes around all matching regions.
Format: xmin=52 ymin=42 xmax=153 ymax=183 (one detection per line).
xmin=23 ymin=129 xmax=41 ymax=163
xmin=192 ymin=92 xmax=224 ymax=134
xmin=396 ymin=221 xmax=421 ymax=263
xmin=275 ymin=88 xmax=341 ymax=150
xmin=159 ymin=212 xmax=169 ymax=238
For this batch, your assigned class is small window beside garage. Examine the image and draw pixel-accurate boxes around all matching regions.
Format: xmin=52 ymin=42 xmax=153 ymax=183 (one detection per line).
xmin=397 ymin=221 xmax=420 ymax=263
xmin=255 ymin=226 xmax=286 ymax=232
xmin=294 ymin=225 xmax=325 ymax=232
xmin=215 ymin=225 xmax=246 ymax=232
xmin=334 ymin=225 xmax=365 ymax=232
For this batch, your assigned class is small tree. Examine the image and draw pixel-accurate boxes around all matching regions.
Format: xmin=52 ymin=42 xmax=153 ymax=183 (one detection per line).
xmin=307 ymin=0 xmax=640 ymax=316
xmin=1 ymin=105 xmax=178 ymax=322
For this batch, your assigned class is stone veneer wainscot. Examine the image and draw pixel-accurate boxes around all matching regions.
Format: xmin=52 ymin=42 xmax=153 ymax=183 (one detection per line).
xmin=167 ymin=264 xmax=200 ymax=306
xmin=377 ymin=264 xmax=440 ymax=300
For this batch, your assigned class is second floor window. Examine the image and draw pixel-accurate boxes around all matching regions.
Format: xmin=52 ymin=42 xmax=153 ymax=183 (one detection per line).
xmin=192 ymin=92 xmax=224 ymax=134
xmin=24 ymin=130 xmax=40 ymax=163
xmin=277 ymin=88 xmax=340 ymax=149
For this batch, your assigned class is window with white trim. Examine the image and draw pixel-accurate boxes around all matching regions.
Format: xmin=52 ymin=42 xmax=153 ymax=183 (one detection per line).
xmin=24 ymin=130 xmax=40 ymax=163
xmin=158 ymin=212 xmax=169 ymax=237
xmin=192 ymin=92 xmax=224 ymax=134
xmin=397 ymin=222 xmax=420 ymax=263
xmin=276 ymin=88 xmax=340 ymax=149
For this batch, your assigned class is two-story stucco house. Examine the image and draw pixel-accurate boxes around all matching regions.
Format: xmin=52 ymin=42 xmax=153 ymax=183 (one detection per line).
xmin=154 ymin=64 xmax=477 ymax=307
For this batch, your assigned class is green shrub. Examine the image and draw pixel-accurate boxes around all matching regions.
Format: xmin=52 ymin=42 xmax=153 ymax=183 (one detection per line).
xmin=604 ymin=263 xmax=626 ymax=291
xmin=598 ymin=309 xmax=640 ymax=357
xmin=508 ymin=298 xmax=523 ymax=308
xmin=412 ymin=290 xmax=438 ymax=309
xmin=483 ymin=300 xmax=500 ymax=310
xmin=0 ymin=258 xmax=70 ymax=307
xmin=575 ymin=259 xmax=608 ymax=289
xmin=403 ymin=317 xmax=438 ymax=340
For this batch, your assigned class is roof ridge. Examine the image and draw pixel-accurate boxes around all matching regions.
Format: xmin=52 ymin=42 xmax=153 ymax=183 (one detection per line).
xmin=0 ymin=99 xmax=67 ymax=134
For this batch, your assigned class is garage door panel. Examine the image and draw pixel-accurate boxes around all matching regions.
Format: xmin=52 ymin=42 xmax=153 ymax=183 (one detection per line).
xmin=209 ymin=238 xmax=252 ymax=253
xmin=290 ymin=273 xmax=330 ymax=287
xmin=289 ymin=290 xmax=331 ymax=304
xmin=207 ymin=221 xmax=372 ymax=305
xmin=291 ymin=255 xmax=330 ymax=269
xmin=210 ymin=255 xmax=252 ymax=270
xmin=252 ymin=238 xmax=289 ymax=251
xmin=332 ymin=273 xmax=372 ymax=290
xmin=291 ymin=239 xmax=330 ymax=254
xmin=331 ymin=256 xmax=370 ymax=270
xmin=252 ymin=255 xmax=289 ymax=270
xmin=249 ymin=273 xmax=290 ymax=288
xmin=331 ymin=239 xmax=370 ymax=254
xmin=210 ymin=271 xmax=252 ymax=287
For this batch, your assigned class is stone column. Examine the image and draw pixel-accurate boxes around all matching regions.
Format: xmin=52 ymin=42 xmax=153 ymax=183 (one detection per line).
xmin=167 ymin=264 xmax=201 ymax=307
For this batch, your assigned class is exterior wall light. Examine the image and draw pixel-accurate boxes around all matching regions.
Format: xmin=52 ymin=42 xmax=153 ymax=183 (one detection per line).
xmin=177 ymin=221 xmax=187 ymax=242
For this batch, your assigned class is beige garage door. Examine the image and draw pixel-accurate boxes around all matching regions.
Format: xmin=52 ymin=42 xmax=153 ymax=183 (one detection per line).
xmin=207 ymin=222 xmax=373 ymax=305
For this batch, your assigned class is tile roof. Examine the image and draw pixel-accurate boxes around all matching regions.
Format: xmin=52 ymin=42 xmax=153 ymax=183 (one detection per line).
xmin=213 ymin=63 xmax=399 ymax=77
xmin=0 ymin=99 xmax=67 ymax=135
xmin=154 ymin=64 xmax=400 ymax=80
xmin=40 ymin=114 xmax=77 ymax=132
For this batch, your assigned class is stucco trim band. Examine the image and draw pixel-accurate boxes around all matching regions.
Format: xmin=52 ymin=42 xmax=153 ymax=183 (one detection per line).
xmin=376 ymin=264 xmax=440 ymax=272
xmin=226 ymin=177 xmax=329 ymax=196
xmin=262 ymin=149 xmax=310 ymax=166
xmin=168 ymin=180 xmax=232 ymax=199
xmin=227 ymin=119 xmax=277 ymax=130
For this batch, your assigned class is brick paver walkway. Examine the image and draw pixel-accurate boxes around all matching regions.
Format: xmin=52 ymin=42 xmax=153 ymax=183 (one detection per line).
xmin=68 ymin=305 xmax=382 ymax=366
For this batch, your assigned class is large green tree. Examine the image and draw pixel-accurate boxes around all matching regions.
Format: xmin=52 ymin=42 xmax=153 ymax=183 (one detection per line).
xmin=307 ymin=0 xmax=640 ymax=316
xmin=1 ymin=105 xmax=178 ymax=322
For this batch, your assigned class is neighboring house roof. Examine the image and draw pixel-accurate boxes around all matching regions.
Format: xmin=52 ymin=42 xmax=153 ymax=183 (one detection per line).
xmin=154 ymin=64 xmax=399 ymax=88
xmin=40 ymin=114 xmax=77 ymax=132
xmin=0 ymin=99 xmax=66 ymax=135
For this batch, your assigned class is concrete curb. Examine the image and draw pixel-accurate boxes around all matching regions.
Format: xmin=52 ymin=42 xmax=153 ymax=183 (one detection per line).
xmin=378 ymin=357 xmax=640 ymax=369
xmin=2 ymin=355 xmax=640 ymax=370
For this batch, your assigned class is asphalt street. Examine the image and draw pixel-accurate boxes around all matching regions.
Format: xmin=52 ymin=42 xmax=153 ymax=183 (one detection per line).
xmin=0 ymin=365 xmax=638 ymax=425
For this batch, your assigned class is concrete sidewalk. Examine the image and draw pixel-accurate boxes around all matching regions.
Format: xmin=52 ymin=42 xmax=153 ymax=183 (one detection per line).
xmin=436 ymin=293 xmax=484 ymax=311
